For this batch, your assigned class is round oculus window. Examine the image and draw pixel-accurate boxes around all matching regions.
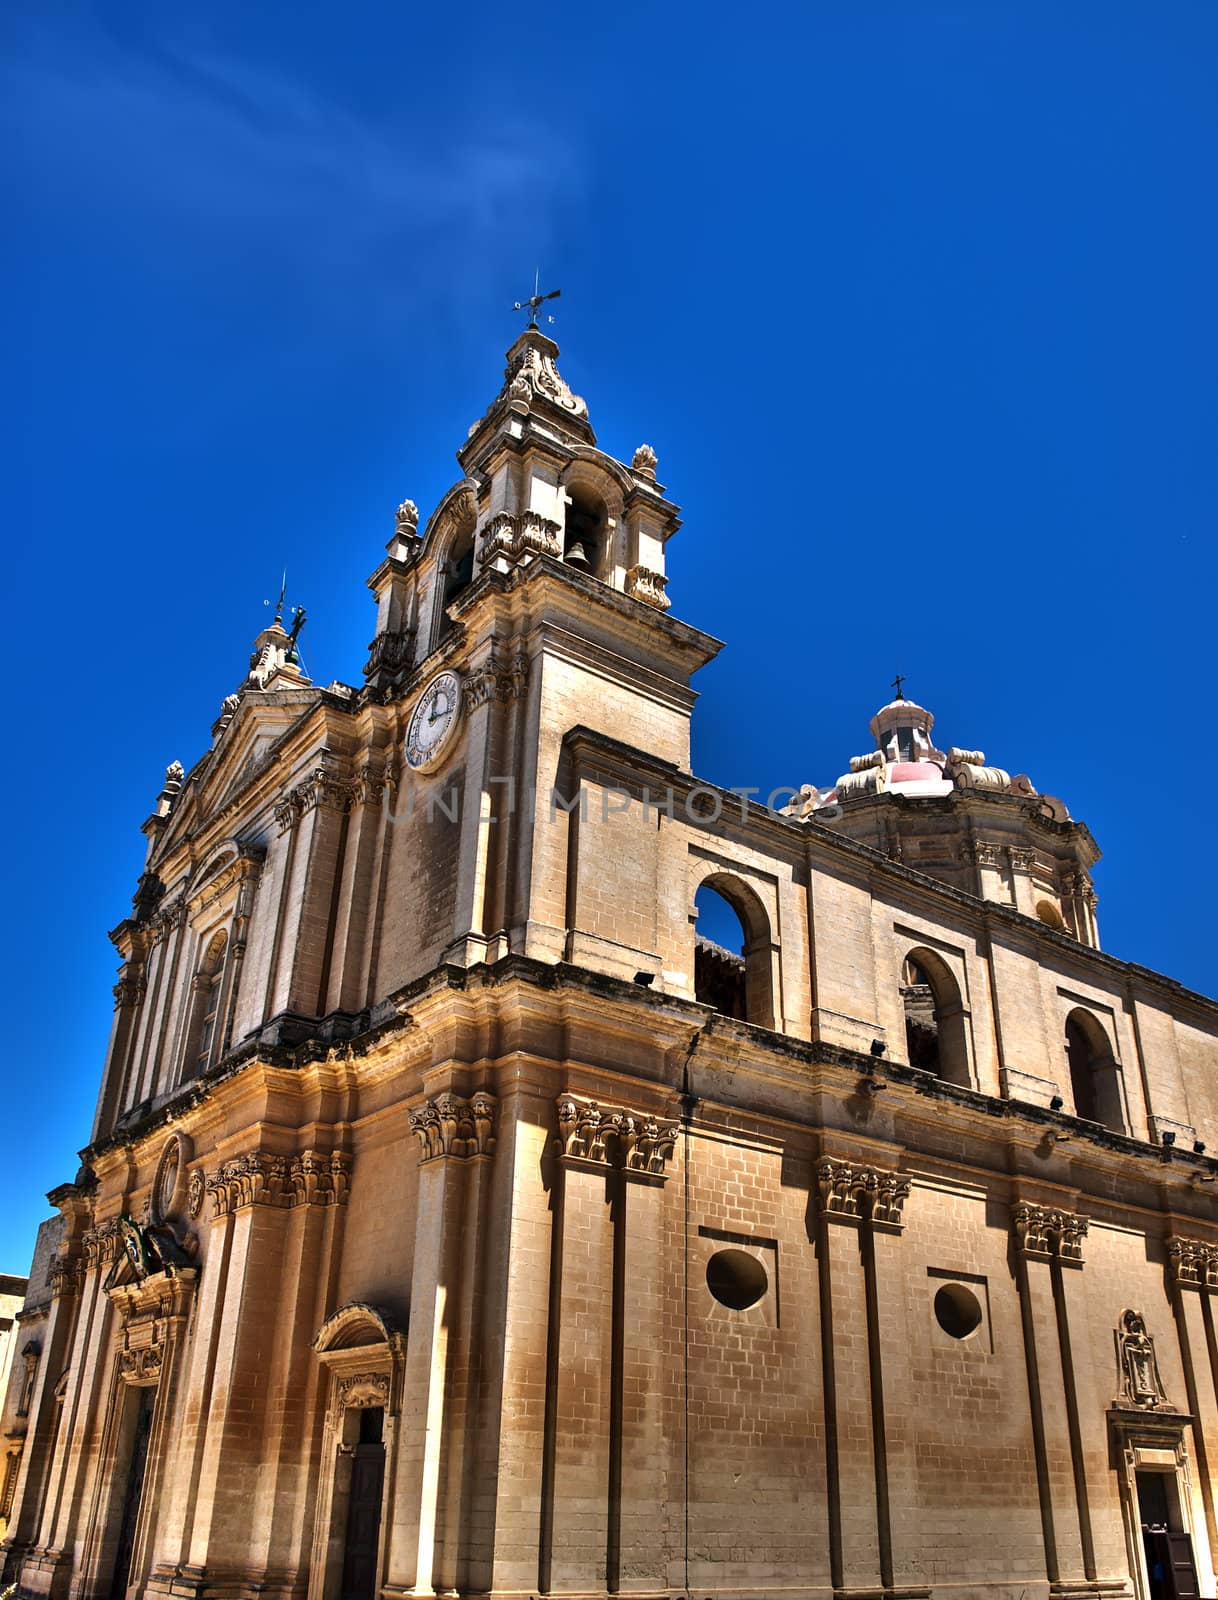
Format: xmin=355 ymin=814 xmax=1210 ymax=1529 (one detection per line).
xmin=706 ymin=1248 xmax=768 ymax=1311
xmin=934 ymin=1282 xmax=983 ymax=1340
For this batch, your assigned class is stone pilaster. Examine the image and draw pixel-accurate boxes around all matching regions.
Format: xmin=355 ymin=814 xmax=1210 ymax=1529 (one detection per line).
xmin=815 ymin=1157 xmax=913 ymax=1597
xmin=1167 ymin=1237 xmax=1218 ymax=1578
xmin=1011 ymin=1202 xmax=1091 ymax=1589
xmin=385 ymin=1092 xmax=496 ymax=1595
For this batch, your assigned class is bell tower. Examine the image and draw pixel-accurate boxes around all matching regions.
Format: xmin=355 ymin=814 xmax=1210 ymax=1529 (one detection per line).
xmin=362 ymin=329 xmax=722 ymax=986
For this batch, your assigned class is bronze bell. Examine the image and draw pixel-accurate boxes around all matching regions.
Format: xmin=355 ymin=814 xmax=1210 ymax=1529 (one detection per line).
xmin=564 ymin=540 xmax=591 ymax=571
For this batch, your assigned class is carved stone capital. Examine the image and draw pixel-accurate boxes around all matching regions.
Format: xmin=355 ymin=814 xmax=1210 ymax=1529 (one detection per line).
xmin=624 ymin=564 xmax=670 ymax=611
xmin=357 ymin=759 xmax=397 ymax=806
xmin=410 ymin=1093 xmax=498 ymax=1163
xmin=1167 ymin=1236 xmax=1218 ymax=1291
xmin=273 ymin=796 xmax=298 ymax=835
xmin=206 ymin=1149 xmax=353 ymax=1216
xmin=816 ymin=1157 xmax=911 ymax=1230
xmin=299 ymin=769 xmax=358 ymax=816
xmin=363 ymin=628 xmax=416 ymax=682
xmin=966 ymin=840 xmax=1003 ymax=869
xmin=1012 ymin=1202 xmax=1088 ymax=1264
xmin=49 ymin=1257 xmax=82 ymax=1301
xmin=479 ymin=509 xmax=562 ymax=566
xmin=481 ymin=511 xmax=520 ymax=563
xmin=554 ymin=1095 xmax=681 ymax=1179
xmin=461 ymin=647 xmax=530 ymax=710
xmin=1008 ymin=847 xmax=1036 ymax=875
xmin=113 ymin=974 xmax=147 ymax=1010
xmin=81 ymin=1219 xmax=125 ymax=1272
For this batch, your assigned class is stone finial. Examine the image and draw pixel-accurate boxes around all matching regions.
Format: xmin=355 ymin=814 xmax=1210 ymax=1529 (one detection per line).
xmin=164 ymin=761 xmax=184 ymax=789
xmin=396 ymin=499 xmax=419 ymax=531
xmin=632 ymin=443 xmax=658 ymax=476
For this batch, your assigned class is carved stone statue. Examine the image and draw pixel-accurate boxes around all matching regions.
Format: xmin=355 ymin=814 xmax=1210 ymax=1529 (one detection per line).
xmin=1115 ymin=1308 xmax=1171 ymax=1410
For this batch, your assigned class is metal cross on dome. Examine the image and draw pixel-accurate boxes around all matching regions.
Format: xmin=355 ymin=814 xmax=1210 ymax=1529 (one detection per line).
xmin=891 ymin=673 xmax=907 ymax=700
xmin=513 ymin=269 xmax=561 ymax=328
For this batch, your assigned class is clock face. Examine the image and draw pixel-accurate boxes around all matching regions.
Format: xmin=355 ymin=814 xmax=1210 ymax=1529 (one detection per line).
xmin=405 ymin=670 xmax=463 ymax=771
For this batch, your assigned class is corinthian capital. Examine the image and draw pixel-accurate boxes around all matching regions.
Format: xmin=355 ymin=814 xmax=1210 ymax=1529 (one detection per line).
xmin=816 ymin=1157 xmax=911 ymax=1230
xmin=555 ymin=1094 xmax=681 ymax=1180
xmin=409 ymin=1092 xmax=498 ymax=1163
xmin=1012 ymin=1202 xmax=1088 ymax=1264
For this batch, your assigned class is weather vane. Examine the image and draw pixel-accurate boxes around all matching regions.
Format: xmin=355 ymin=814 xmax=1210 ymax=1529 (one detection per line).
xmin=891 ymin=672 xmax=907 ymax=700
xmin=513 ymin=268 xmax=561 ymax=328
xmin=264 ymin=571 xmax=306 ymax=640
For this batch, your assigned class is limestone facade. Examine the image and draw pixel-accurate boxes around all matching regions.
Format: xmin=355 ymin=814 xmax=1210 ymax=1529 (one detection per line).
xmin=2 ymin=329 xmax=1217 ymax=1600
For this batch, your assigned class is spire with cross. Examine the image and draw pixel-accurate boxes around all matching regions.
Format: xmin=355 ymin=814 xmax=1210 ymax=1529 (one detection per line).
xmin=891 ymin=673 xmax=907 ymax=701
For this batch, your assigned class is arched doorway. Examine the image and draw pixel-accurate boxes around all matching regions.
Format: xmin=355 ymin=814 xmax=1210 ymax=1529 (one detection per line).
xmin=310 ymin=1305 xmax=404 ymax=1600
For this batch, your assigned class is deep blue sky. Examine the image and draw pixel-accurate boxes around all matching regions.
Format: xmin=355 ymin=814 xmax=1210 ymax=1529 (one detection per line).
xmin=3 ymin=1 xmax=1216 ymax=1271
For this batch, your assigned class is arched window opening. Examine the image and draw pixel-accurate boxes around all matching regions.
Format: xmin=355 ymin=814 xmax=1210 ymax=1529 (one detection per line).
xmin=562 ymin=489 xmax=606 ymax=577
xmin=693 ymin=876 xmax=774 ymax=1028
xmin=436 ymin=529 xmax=475 ymax=645
xmin=900 ymin=950 xmax=970 ymax=1087
xmin=1064 ymin=1008 xmax=1123 ymax=1131
xmin=187 ymin=931 xmax=228 ymax=1081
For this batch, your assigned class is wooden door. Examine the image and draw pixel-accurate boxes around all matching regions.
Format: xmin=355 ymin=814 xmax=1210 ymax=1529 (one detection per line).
xmin=1145 ymin=1528 xmax=1201 ymax=1600
xmin=339 ymin=1429 xmax=386 ymax=1600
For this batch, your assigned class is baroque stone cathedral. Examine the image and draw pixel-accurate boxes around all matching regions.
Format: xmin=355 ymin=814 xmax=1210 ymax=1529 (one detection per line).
xmin=3 ymin=326 xmax=1217 ymax=1600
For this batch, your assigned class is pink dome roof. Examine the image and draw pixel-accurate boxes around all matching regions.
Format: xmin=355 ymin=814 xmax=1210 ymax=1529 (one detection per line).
xmin=888 ymin=762 xmax=943 ymax=783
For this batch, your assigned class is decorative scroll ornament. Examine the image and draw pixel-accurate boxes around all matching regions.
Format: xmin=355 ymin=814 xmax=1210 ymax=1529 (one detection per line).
xmin=206 ymin=1150 xmax=353 ymax=1218
xmin=624 ymin=564 xmax=671 ymax=611
xmin=554 ymin=1095 xmax=680 ymax=1179
xmin=338 ymin=1372 xmax=391 ymax=1410
xmin=1114 ymin=1309 xmax=1172 ymax=1410
xmin=498 ymin=334 xmax=589 ymax=420
xmin=1012 ymin=1202 xmax=1089 ymax=1264
xmin=816 ymin=1158 xmax=911 ymax=1230
xmin=187 ymin=1168 xmax=205 ymax=1220
xmin=410 ymin=1092 xmax=497 ymax=1163
xmin=119 ymin=1345 xmax=164 ymax=1385
xmin=1166 ymin=1236 xmax=1218 ymax=1291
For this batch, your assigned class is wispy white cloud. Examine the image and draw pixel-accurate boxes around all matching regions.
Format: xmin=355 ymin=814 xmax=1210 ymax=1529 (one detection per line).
xmin=2 ymin=20 xmax=582 ymax=313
